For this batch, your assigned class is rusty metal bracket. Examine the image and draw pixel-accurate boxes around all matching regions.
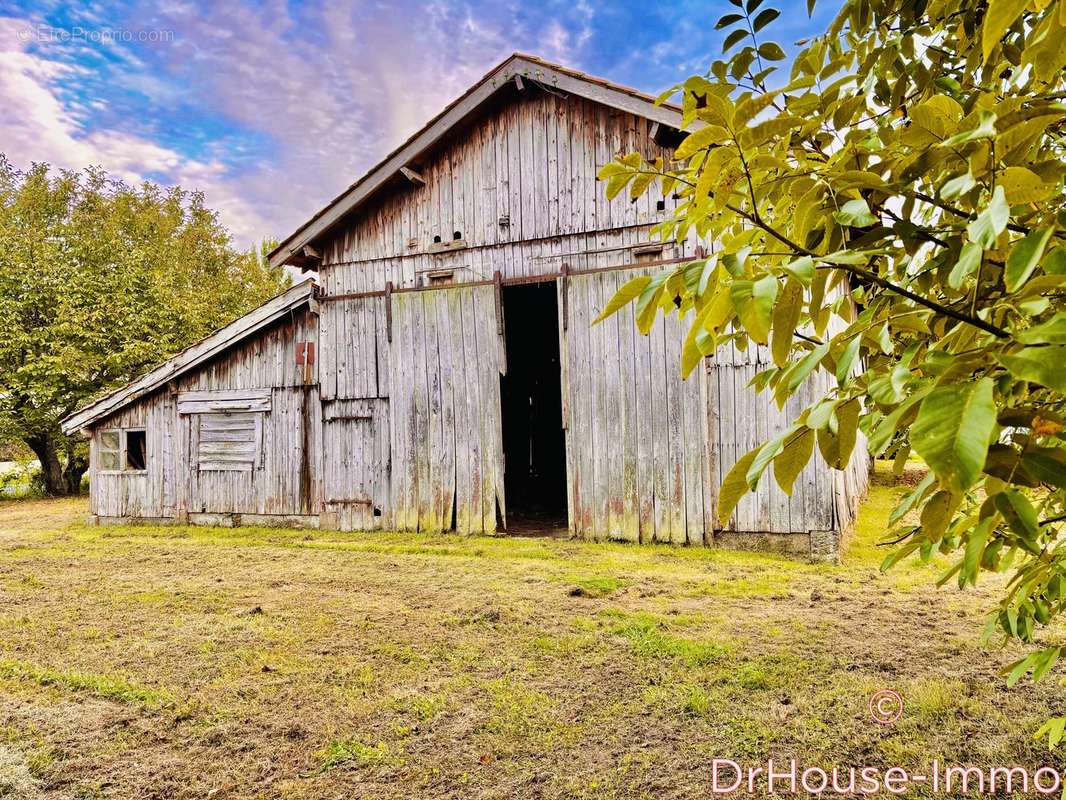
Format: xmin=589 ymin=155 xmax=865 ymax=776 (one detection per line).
xmin=560 ymin=263 xmax=570 ymax=331
xmin=493 ymin=270 xmax=504 ymax=336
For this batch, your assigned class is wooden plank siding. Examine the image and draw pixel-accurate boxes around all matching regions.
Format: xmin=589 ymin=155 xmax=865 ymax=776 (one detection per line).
xmin=561 ymin=268 xmax=710 ymax=544
xmin=387 ymin=285 xmax=504 ymax=534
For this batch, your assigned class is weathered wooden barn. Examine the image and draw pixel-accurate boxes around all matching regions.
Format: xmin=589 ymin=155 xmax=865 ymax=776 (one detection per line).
xmin=62 ymin=53 xmax=868 ymax=559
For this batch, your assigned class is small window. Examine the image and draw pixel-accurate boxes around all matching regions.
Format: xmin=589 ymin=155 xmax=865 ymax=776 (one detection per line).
xmin=427 ymin=270 xmax=455 ymax=286
xmin=99 ymin=428 xmax=147 ymax=472
xmin=100 ymin=430 xmax=121 ymax=471
xmin=125 ymin=430 xmax=147 ymax=471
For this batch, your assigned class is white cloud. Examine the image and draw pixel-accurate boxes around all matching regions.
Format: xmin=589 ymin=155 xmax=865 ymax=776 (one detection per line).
xmin=0 ymin=15 xmax=272 ymax=245
xmin=0 ymin=1 xmax=613 ymax=249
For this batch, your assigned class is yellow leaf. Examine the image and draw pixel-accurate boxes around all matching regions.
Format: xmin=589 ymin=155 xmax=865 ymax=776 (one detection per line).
xmin=674 ymin=125 xmax=729 ymax=160
xmin=1000 ymin=166 xmax=1053 ymax=205
xmin=982 ymin=0 xmax=1030 ymax=63
xmin=593 ymin=276 xmax=650 ymax=324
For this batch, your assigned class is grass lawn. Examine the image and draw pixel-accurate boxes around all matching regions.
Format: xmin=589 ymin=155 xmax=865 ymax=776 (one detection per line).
xmin=0 ymin=463 xmax=1062 ymax=798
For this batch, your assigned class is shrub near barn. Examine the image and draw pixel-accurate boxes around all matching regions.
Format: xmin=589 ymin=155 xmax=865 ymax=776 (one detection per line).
xmin=0 ymin=159 xmax=288 ymax=496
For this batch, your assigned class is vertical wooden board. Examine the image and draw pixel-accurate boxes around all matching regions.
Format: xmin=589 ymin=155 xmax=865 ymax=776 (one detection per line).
xmin=519 ymin=102 xmax=536 ymax=244
xmin=437 ymin=291 xmax=457 ymax=531
xmin=587 ymin=274 xmax=607 ymax=539
xmin=704 ymin=363 xmax=721 ymax=533
xmin=557 ymin=98 xmax=573 ymax=236
xmin=321 ymin=300 xmax=336 ymax=400
xmin=480 ymin=116 xmax=498 ymax=247
xmin=681 ymin=314 xmax=706 ymax=545
xmin=650 ymin=304 xmax=670 ymax=543
xmin=497 ymin=106 xmax=514 ymax=244
xmin=375 ymin=399 xmax=392 ymax=528
xmin=633 ymin=296 xmax=654 ymax=543
xmin=557 ymin=278 xmax=576 ymax=533
xmin=615 ymin=273 xmax=639 ymax=542
xmin=545 ymin=94 xmax=560 ymax=238
xmin=448 ymin=289 xmax=472 ymax=534
xmin=566 ymin=274 xmax=586 ymax=534
xmin=399 ymin=293 xmax=419 ymax=530
xmin=473 ymin=286 xmax=502 ymax=531
xmin=420 ymin=291 xmax=442 ymax=531
xmin=412 ymin=291 xmax=429 ymax=530
xmin=451 ymin=151 xmax=466 ymax=245
xmin=600 ymin=273 xmax=623 ymax=539
xmin=460 ymin=287 xmax=485 ymax=532
xmin=664 ymin=311 xmax=687 ymax=544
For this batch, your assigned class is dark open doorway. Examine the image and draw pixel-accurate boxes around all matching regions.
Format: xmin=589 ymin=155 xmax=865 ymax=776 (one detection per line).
xmin=500 ymin=281 xmax=568 ymax=535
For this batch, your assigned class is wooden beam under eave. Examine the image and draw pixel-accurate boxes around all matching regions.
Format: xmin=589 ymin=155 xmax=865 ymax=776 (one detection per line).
xmin=399 ymin=166 xmax=425 ymax=185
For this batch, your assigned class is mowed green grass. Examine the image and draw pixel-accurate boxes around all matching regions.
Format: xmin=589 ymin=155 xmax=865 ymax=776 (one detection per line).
xmin=0 ymin=463 xmax=1061 ymax=798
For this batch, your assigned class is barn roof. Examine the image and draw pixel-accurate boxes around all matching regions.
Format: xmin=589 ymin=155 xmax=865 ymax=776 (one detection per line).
xmin=268 ymin=52 xmax=685 ymax=270
xmin=61 ymin=279 xmax=317 ymax=435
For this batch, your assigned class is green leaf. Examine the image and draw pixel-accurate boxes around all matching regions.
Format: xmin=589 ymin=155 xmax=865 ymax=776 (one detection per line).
xmin=832 ymin=198 xmax=878 ymax=227
xmin=746 ymin=425 xmax=798 ymax=488
xmin=919 ymin=490 xmax=957 ymax=539
xmin=941 ymin=171 xmax=976 ymax=201
xmin=888 ymin=471 xmax=936 ymax=525
xmin=715 ymin=12 xmax=744 ymax=28
xmin=731 ymin=275 xmax=777 ymax=343
xmin=596 ymin=276 xmax=651 ymax=324
xmin=752 ymin=7 xmax=779 ymax=31
xmin=994 ymin=489 xmax=1039 ymax=541
xmin=717 ymin=447 xmax=761 ymax=525
xmin=735 ymin=91 xmax=779 ymax=128
xmin=1004 ymin=228 xmax=1054 ymax=293
xmin=834 ymin=398 xmax=861 ymax=469
xmin=675 ymin=126 xmax=728 ymax=160
xmin=947 ymin=242 xmax=983 ymax=289
xmin=911 ymin=378 xmax=996 ymax=494
xmin=967 ymin=185 xmax=1009 ymax=250
xmin=783 ymin=256 xmax=815 ymax=286
xmin=635 ymin=272 xmax=669 ymax=334
xmin=723 ymin=28 xmax=749 ymax=53
xmin=1036 ymin=716 xmax=1066 ymax=748
xmin=982 ymin=0 xmax=1030 ymax=63
xmin=771 ymin=281 xmax=802 ymax=368
xmin=774 ymin=428 xmax=815 ymax=495
xmin=1017 ymin=314 xmax=1066 ymax=345
xmin=960 ymin=517 xmax=993 ymax=588
xmin=835 ymin=337 xmax=861 ymax=385
xmin=940 ymin=110 xmax=997 ymax=146
xmin=1000 ymin=166 xmax=1054 ymax=205
xmin=998 ymin=346 xmax=1066 ymax=392
xmin=757 ymin=42 xmax=786 ymax=60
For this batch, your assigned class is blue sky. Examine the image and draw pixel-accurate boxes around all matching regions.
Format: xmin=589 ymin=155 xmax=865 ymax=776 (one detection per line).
xmin=0 ymin=0 xmax=829 ymax=246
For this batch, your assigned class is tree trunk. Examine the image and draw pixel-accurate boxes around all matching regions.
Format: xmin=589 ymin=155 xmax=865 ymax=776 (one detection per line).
xmin=24 ymin=434 xmax=70 ymax=496
xmin=62 ymin=439 xmax=89 ymax=495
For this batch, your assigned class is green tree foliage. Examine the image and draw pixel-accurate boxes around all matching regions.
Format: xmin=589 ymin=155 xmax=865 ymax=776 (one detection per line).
xmin=0 ymin=158 xmax=289 ymax=495
xmin=599 ymin=0 xmax=1066 ymax=743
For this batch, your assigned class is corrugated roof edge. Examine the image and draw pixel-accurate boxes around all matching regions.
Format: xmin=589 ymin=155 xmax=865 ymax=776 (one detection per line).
xmin=60 ymin=279 xmax=318 ymax=435
xmin=267 ymin=52 xmax=686 ymax=269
